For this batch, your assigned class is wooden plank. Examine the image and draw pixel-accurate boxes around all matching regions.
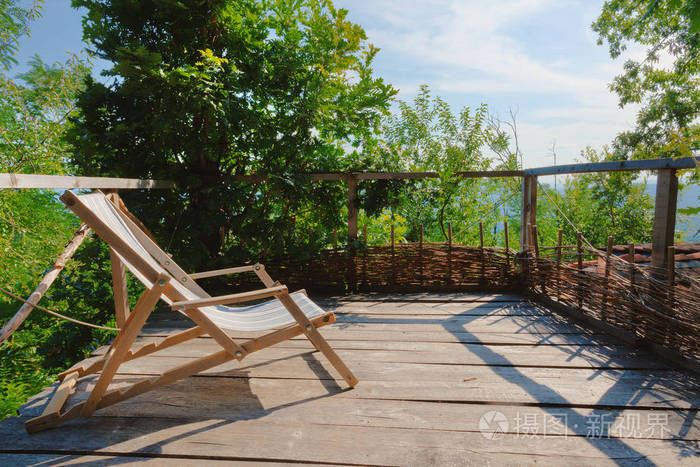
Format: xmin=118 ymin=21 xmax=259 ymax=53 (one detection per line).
xmin=0 ymin=454 xmax=262 ymax=466
xmin=101 ymin=355 xmax=699 ymax=404
xmin=39 ymin=372 xmax=78 ymax=417
xmin=91 ymin=338 xmax=670 ymax=369
xmin=18 ymin=386 xmax=699 ymax=441
xmin=0 ymin=173 xmax=174 ymax=189
xmin=524 ymin=156 xmax=699 ymax=176
xmin=140 ymin=327 xmax=613 ymax=346
xmin=651 ymin=168 xmax=678 ymax=271
xmin=0 ymin=223 xmax=91 ymax=344
xmin=2 ymin=412 xmax=698 ymax=465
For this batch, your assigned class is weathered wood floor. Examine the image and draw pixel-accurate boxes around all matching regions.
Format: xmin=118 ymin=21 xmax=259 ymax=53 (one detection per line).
xmin=1 ymin=293 xmax=699 ymax=466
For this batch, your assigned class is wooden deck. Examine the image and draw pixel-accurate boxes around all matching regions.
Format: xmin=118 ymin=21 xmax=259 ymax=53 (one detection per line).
xmin=1 ymin=293 xmax=699 ymax=466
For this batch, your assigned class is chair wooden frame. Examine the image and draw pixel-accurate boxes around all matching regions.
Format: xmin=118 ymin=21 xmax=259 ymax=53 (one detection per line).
xmin=25 ymin=191 xmax=357 ymax=433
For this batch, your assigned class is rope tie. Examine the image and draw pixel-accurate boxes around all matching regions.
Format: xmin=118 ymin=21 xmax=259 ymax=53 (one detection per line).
xmin=0 ymin=285 xmax=120 ymax=332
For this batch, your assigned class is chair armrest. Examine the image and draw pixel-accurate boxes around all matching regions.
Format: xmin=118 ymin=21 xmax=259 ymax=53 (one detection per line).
xmin=171 ymin=285 xmax=287 ymax=310
xmin=190 ymin=264 xmax=259 ymax=280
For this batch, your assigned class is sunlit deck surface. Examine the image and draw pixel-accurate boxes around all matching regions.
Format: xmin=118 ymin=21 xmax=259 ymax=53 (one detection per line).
xmin=1 ymin=293 xmax=699 ymax=466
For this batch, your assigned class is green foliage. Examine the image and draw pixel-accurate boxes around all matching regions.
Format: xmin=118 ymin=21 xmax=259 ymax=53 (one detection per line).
xmin=358 ymin=85 xmax=521 ymax=247
xmin=593 ymin=0 xmax=699 ymax=160
xmin=69 ymin=0 xmax=396 ymax=270
xmin=0 ymin=0 xmax=43 ymax=69
xmin=536 ymin=148 xmax=655 ymax=247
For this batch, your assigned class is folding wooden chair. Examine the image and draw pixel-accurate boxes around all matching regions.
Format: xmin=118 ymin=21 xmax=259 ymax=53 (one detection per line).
xmin=25 ymin=190 xmax=357 ymax=433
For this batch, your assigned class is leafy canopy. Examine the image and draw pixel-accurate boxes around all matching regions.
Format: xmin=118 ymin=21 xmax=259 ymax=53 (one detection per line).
xmin=70 ymin=0 xmax=396 ymax=268
xmin=593 ymin=0 xmax=700 ymax=160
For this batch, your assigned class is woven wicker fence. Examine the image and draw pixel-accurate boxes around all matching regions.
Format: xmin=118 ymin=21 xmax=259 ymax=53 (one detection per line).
xmin=522 ymin=246 xmax=700 ymax=362
xmin=230 ymin=243 xmax=521 ymax=294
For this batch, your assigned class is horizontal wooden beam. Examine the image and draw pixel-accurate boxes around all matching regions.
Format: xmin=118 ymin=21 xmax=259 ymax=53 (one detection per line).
xmin=229 ymin=170 xmax=523 ymax=182
xmin=524 ymin=156 xmax=699 ymax=176
xmin=0 ymin=173 xmax=175 ymax=189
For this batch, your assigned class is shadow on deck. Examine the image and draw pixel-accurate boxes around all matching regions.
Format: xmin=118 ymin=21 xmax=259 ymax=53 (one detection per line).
xmin=1 ymin=293 xmax=698 ymax=466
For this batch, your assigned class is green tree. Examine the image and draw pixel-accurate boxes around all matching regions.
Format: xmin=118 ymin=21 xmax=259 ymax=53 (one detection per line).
xmin=364 ymin=85 xmax=514 ymax=244
xmin=593 ymin=0 xmax=699 ymax=160
xmin=69 ymin=0 xmax=396 ymax=269
xmin=0 ymin=0 xmax=42 ymax=69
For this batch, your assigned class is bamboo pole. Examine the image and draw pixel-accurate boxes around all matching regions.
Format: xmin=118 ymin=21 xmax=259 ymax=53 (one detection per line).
xmin=556 ymin=229 xmax=562 ymax=301
xmin=391 ymin=224 xmax=395 ymax=286
xmin=603 ymin=236 xmax=613 ymax=321
xmin=0 ymin=223 xmax=92 ymax=344
xmin=577 ymin=232 xmax=583 ymax=309
xmin=419 ymin=223 xmax=424 ymax=286
xmin=667 ymin=245 xmax=675 ymax=303
xmin=448 ymin=221 xmax=453 ymax=285
xmin=503 ymin=221 xmax=509 ymax=280
xmin=628 ymin=243 xmax=635 ymax=289
xmin=532 ymin=225 xmax=541 ymax=292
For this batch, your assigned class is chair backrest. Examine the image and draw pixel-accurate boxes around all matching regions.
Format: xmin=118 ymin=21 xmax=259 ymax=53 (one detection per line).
xmin=61 ymin=191 xmax=206 ymax=305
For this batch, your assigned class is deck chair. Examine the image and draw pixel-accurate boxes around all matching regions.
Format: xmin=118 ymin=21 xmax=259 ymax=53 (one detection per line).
xmin=25 ymin=190 xmax=358 ymax=433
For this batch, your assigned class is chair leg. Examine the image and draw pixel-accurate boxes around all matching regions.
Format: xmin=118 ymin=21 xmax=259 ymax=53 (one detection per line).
xmin=277 ymin=292 xmax=358 ymax=387
xmin=81 ymin=274 xmax=170 ymax=417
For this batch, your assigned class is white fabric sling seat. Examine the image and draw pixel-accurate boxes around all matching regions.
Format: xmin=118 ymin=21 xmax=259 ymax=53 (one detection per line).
xmin=79 ymin=192 xmax=325 ymax=331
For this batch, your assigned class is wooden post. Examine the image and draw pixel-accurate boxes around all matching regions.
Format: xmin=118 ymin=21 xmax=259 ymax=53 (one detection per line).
xmin=0 ymin=224 xmax=92 ymax=344
xmin=333 ymin=227 xmax=338 ymax=249
xmin=555 ymin=229 xmax=563 ymax=301
xmin=448 ymin=222 xmax=453 ymax=248
xmin=308 ymin=226 xmax=312 ymax=242
xmin=391 ymin=224 xmax=395 ymax=248
xmin=363 ymin=224 xmax=367 ymax=245
xmin=651 ymin=169 xmax=678 ymax=275
xmin=603 ymin=236 xmax=613 ymax=321
xmin=577 ymin=232 xmax=583 ymax=309
xmin=520 ymin=175 xmax=537 ymax=252
xmin=347 ymin=176 xmax=358 ymax=243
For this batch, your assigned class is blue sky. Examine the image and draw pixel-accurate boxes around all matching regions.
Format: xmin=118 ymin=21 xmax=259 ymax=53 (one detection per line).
xmin=14 ymin=0 xmax=641 ymax=169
